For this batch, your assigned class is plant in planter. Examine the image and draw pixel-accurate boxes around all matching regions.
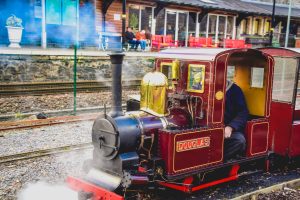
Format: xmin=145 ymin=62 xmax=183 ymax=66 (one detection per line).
xmin=6 ymin=15 xmax=24 ymax=48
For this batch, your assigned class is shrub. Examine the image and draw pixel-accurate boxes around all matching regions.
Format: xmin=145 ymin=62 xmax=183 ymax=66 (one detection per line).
xmin=6 ymin=14 xmax=23 ymax=28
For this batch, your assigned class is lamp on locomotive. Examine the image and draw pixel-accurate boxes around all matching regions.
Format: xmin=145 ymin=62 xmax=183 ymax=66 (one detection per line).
xmin=140 ymin=71 xmax=168 ymax=117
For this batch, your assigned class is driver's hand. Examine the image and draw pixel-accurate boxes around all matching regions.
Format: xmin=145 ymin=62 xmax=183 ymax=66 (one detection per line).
xmin=225 ymin=126 xmax=233 ymax=138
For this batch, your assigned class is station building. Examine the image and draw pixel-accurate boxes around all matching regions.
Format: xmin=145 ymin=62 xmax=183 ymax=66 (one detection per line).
xmin=0 ymin=0 xmax=300 ymax=48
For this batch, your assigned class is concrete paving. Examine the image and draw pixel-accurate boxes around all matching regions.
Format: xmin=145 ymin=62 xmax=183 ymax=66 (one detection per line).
xmin=0 ymin=47 xmax=158 ymax=57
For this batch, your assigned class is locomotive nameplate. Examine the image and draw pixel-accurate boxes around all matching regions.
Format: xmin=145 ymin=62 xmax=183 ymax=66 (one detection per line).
xmin=176 ymin=137 xmax=210 ymax=152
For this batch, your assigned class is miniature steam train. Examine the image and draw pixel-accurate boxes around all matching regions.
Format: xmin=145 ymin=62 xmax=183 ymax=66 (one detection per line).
xmin=67 ymin=48 xmax=300 ymax=200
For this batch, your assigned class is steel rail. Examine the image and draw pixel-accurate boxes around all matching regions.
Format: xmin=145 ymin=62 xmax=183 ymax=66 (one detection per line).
xmin=232 ymin=177 xmax=300 ymax=200
xmin=0 ymin=143 xmax=93 ymax=164
xmin=0 ymin=80 xmax=141 ymax=97
xmin=0 ymin=114 xmax=98 ymax=132
xmin=0 ymin=105 xmax=127 ymax=132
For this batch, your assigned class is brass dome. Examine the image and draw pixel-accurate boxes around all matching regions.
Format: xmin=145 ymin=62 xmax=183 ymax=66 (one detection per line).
xmin=140 ymin=72 xmax=168 ymax=117
xmin=141 ymin=72 xmax=168 ymax=86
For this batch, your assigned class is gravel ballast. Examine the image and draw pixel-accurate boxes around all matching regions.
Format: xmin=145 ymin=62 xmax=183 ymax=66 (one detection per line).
xmin=0 ymin=90 xmax=139 ymax=115
xmin=0 ymin=149 xmax=92 ymax=200
xmin=1 ymin=150 xmax=300 ymax=200
xmin=0 ymin=121 xmax=93 ymax=157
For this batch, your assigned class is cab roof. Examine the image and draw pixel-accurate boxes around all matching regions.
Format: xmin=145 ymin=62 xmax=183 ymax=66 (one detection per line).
xmin=259 ymin=48 xmax=300 ymax=58
xmin=157 ymin=48 xmax=267 ymax=61
xmin=157 ymin=48 xmax=227 ymax=61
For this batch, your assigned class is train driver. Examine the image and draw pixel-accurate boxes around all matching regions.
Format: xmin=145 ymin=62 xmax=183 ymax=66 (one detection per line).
xmin=224 ymin=80 xmax=249 ymax=161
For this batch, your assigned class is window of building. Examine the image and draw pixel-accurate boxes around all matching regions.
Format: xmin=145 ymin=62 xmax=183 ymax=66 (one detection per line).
xmin=188 ymin=13 xmax=196 ymax=37
xmin=208 ymin=15 xmax=217 ymax=39
xmin=246 ymin=17 xmax=252 ymax=34
xmin=273 ymin=22 xmax=282 ymax=41
xmin=253 ymin=18 xmax=264 ymax=35
xmin=166 ymin=10 xmax=176 ymax=40
xmin=226 ymin=16 xmax=234 ymax=38
xmin=199 ymin=15 xmax=208 ymax=37
xmin=62 ymin=0 xmax=77 ymax=26
xmin=240 ymin=19 xmax=247 ymax=35
xmin=128 ymin=5 xmax=139 ymax=31
xmin=206 ymin=14 xmax=236 ymax=42
xmin=155 ymin=9 xmax=190 ymax=46
xmin=141 ymin=7 xmax=153 ymax=32
xmin=178 ymin=12 xmax=188 ymax=46
xmin=155 ymin=9 xmax=165 ymax=35
xmin=46 ymin=0 xmax=61 ymax=24
xmin=46 ymin=0 xmax=77 ymax=26
xmin=264 ymin=19 xmax=271 ymax=35
xmin=218 ymin=16 xmax=226 ymax=40
xmin=253 ymin=18 xmax=259 ymax=34
xmin=129 ymin=5 xmax=153 ymax=32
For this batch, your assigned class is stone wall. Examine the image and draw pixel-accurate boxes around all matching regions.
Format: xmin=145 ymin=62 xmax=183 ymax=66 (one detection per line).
xmin=0 ymin=55 xmax=155 ymax=83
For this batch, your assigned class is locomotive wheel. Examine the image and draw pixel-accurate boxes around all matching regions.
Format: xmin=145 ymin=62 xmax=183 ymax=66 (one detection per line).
xmin=269 ymin=154 xmax=289 ymax=171
xmin=78 ymin=191 xmax=93 ymax=200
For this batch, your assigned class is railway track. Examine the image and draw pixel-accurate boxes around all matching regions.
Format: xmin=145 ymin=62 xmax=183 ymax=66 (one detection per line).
xmin=0 ymin=79 xmax=141 ymax=97
xmin=0 ymin=142 xmax=93 ymax=164
xmin=0 ymin=105 xmax=126 ymax=131
xmin=0 ymin=114 xmax=98 ymax=132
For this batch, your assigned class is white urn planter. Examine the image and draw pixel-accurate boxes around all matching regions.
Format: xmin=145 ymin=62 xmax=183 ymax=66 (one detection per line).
xmin=6 ymin=26 xmax=23 ymax=48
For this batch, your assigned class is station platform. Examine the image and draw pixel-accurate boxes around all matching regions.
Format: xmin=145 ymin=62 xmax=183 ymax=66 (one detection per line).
xmin=0 ymin=47 xmax=158 ymax=57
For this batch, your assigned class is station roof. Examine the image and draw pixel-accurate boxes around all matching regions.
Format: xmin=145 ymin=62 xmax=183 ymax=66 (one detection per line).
xmin=244 ymin=0 xmax=300 ymax=18
xmin=157 ymin=0 xmax=300 ymax=18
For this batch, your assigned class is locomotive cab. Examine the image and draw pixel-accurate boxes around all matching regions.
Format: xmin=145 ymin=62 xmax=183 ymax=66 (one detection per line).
xmin=259 ymin=48 xmax=300 ymax=158
xmin=155 ymin=48 xmax=274 ymax=180
xmin=226 ymin=50 xmax=273 ymax=157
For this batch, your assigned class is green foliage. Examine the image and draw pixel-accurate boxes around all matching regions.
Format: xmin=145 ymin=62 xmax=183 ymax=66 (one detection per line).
xmin=6 ymin=15 xmax=23 ymax=27
xmin=147 ymin=58 xmax=155 ymax=64
xmin=15 ymin=112 xmax=25 ymax=119
xmin=129 ymin=13 xmax=138 ymax=30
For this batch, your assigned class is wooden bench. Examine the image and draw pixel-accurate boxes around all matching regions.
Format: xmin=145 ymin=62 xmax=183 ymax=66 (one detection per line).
xmin=189 ymin=36 xmax=217 ymax=47
xmin=224 ymin=39 xmax=252 ymax=48
xmin=151 ymin=35 xmax=178 ymax=51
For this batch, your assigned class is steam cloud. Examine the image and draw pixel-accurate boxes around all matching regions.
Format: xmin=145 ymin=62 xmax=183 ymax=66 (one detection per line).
xmin=18 ymin=181 xmax=77 ymax=200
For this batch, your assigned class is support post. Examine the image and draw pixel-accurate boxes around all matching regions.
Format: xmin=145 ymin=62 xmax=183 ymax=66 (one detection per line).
xmin=76 ymin=0 xmax=79 ymax=46
xmin=233 ymin=16 xmax=236 ymax=39
xmin=41 ymin=0 xmax=47 ymax=48
xmin=122 ymin=0 xmax=126 ymax=47
xmin=73 ymin=44 xmax=77 ymax=115
xmin=73 ymin=0 xmax=79 ymax=115
xmin=285 ymin=0 xmax=292 ymax=48
xmin=269 ymin=0 xmax=276 ymax=46
xmin=195 ymin=12 xmax=200 ymax=38
xmin=151 ymin=7 xmax=156 ymax=35
xmin=102 ymin=14 xmax=106 ymax=33
xmin=102 ymin=0 xmax=115 ymax=34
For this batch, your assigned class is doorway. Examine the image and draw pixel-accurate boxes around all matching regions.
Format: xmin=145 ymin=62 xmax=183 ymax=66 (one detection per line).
xmin=165 ymin=10 xmax=188 ymax=47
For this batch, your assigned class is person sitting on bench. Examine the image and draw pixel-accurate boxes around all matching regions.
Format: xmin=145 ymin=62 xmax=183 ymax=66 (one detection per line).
xmin=224 ymin=80 xmax=249 ymax=161
xmin=125 ymin=27 xmax=140 ymax=50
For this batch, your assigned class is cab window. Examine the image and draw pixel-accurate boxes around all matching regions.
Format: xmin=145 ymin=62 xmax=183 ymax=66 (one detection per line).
xmin=161 ymin=64 xmax=172 ymax=79
xmin=272 ymin=57 xmax=298 ymax=103
xmin=296 ymin=71 xmax=300 ymax=110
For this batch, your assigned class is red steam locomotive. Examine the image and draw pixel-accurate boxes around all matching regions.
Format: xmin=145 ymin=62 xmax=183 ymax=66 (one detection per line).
xmin=66 ymin=48 xmax=300 ymax=200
